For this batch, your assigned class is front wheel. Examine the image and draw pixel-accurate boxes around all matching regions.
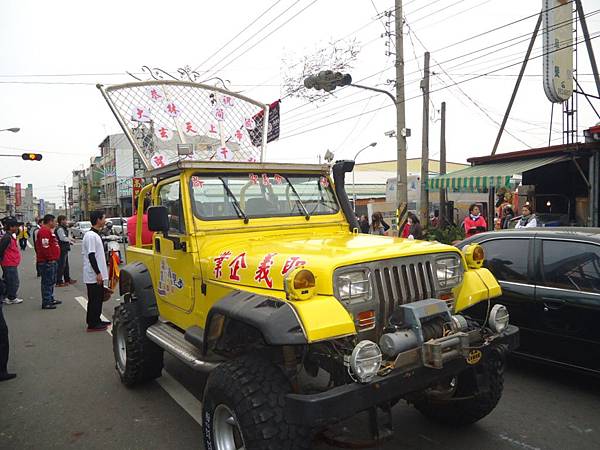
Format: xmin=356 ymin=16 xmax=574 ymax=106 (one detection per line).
xmin=112 ymin=302 xmax=163 ymax=387
xmin=412 ymin=350 xmax=505 ymax=426
xmin=202 ymin=355 xmax=311 ymax=450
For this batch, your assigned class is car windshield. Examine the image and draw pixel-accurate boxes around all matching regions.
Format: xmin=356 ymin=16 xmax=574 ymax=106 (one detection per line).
xmin=80 ymin=222 xmax=91 ymax=229
xmin=189 ymin=172 xmax=339 ymax=220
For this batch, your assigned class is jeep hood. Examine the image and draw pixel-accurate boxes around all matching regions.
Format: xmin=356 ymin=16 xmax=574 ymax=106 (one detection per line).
xmin=202 ymin=231 xmax=459 ymax=295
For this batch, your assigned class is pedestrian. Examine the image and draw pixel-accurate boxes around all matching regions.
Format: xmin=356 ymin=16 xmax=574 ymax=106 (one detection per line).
xmin=0 ymin=295 xmax=16 ymax=381
xmin=17 ymin=225 xmax=28 ymax=251
xmin=463 ymin=204 xmax=487 ymax=237
xmin=32 ymin=218 xmax=43 ymax=277
xmin=369 ymin=212 xmax=386 ymax=236
xmin=406 ymin=212 xmax=424 ymax=239
xmin=430 ymin=210 xmax=440 ymax=228
xmin=0 ymin=218 xmax=23 ymax=305
xmin=127 ymin=197 xmax=153 ymax=246
xmin=515 ymin=204 xmax=538 ymax=228
xmin=55 ymin=215 xmax=76 ymax=287
xmin=82 ymin=210 xmax=110 ymax=332
xmin=501 ymin=205 xmax=515 ymax=229
xmin=36 ymin=214 xmax=62 ymax=310
xmin=358 ymin=214 xmax=370 ymax=234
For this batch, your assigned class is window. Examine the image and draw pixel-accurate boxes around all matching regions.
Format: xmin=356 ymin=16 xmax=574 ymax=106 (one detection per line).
xmin=189 ymin=173 xmax=339 ymax=220
xmin=542 ymin=240 xmax=600 ymax=293
xmin=481 ymin=239 xmax=529 ymax=283
xmin=158 ymin=181 xmax=184 ymax=233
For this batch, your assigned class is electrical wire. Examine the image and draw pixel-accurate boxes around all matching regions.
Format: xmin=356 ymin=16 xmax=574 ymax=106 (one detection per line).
xmin=192 ymin=0 xmax=283 ymax=73
xmin=203 ymin=0 xmax=319 ymax=80
xmin=282 ymin=8 xmax=595 ymax=127
xmin=278 ymin=32 xmax=600 ymax=140
xmin=404 ymin=19 xmax=533 ymax=148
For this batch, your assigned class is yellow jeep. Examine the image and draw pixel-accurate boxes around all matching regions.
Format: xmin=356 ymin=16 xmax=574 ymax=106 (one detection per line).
xmin=100 ymin=81 xmax=518 ymax=450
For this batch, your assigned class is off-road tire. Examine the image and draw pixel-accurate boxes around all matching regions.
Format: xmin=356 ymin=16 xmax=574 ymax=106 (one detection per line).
xmin=112 ymin=302 xmax=163 ymax=387
xmin=202 ymin=354 xmax=311 ymax=450
xmin=413 ymin=350 xmax=504 ymax=426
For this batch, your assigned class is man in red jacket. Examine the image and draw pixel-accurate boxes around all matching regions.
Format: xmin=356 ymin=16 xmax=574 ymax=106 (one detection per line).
xmin=36 ymin=214 xmax=62 ymax=310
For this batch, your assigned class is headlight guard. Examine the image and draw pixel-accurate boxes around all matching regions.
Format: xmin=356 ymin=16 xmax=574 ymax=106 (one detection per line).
xmin=335 ymin=269 xmax=372 ymax=304
xmin=435 ymin=256 xmax=463 ymax=288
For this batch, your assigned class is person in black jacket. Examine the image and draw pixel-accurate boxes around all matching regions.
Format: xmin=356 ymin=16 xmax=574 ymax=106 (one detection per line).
xmin=55 ymin=215 xmax=76 ymax=287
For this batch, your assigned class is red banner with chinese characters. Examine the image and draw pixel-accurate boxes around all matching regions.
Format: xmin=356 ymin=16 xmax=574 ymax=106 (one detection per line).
xmin=14 ymin=183 xmax=21 ymax=207
xmin=132 ymin=177 xmax=143 ymax=211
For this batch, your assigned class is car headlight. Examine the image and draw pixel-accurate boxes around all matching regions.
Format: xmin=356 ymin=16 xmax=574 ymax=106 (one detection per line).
xmin=436 ymin=256 xmax=463 ymax=288
xmin=336 ymin=270 xmax=371 ymax=303
xmin=489 ymin=304 xmax=509 ymax=333
xmin=348 ymin=340 xmax=382 ymax=383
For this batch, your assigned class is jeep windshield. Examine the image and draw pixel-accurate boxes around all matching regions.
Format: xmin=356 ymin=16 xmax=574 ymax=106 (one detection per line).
xmin=189 ymin=172 xmax=339 ymax=220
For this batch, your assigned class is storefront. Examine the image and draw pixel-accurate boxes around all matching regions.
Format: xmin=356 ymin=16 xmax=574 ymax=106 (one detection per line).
xmin=427 ymin=140 xmax=600 ymax=228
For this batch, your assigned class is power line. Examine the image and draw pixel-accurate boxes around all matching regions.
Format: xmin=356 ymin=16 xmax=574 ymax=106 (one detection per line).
xmin=408 ymin=0 xmax=470 ymax=25
xmin=413 ymin=0 xmax=493 ymax=31
xmin=192 ymin=0 xmax=283 ymax=73
xmin=203 ymin=0 xmax=319 ymax=80
xmin=282 ymin=9 xmax=592 ymax=127
xmin=404 ymin=18 xmax=532 ymax=148
xmin=278 ymin=32 xmax=600 ymax=141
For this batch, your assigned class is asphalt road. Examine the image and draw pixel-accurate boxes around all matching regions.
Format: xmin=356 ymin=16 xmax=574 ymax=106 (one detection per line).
xmin=1 ymin=243 xmax=600 ymax=450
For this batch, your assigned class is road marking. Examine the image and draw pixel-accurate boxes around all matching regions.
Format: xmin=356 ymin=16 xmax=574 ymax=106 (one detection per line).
xmin=74 ymin=296 xmax=203 ymax=425
xmin=498 ymin=434 xmax=541 ymax=450
xmin=157 ymin=373 xmax=203 ymax=424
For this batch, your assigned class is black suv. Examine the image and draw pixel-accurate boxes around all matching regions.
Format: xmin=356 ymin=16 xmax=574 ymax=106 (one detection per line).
xmin=460 ymin=228 xmax=600 ymax=375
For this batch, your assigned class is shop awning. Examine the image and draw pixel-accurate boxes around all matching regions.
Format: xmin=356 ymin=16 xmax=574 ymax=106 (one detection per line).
xmin=427 ymin=155 xmax=568 ymax=192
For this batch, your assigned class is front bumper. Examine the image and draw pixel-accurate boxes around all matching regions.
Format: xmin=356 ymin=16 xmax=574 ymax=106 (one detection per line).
xmin=285 ymin=324 xmax=518 ymax=427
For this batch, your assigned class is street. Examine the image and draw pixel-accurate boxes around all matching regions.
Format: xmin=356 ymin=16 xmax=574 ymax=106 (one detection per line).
xmin=1 ymin=244 xmax=599 ymax=450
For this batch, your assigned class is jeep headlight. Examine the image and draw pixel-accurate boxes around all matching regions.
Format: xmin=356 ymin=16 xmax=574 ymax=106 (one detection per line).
xmin=489 ymin=304 xmax=509 ymax=333
xmin=336 ymin=270 xmax=371 ymax=303
xmin=436 ymin=256 xmax=463 ymax=288
xmin=348 ymin=340 xmax=382 ymax=383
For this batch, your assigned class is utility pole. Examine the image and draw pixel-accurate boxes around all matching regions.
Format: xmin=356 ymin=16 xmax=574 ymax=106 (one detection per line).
xmin=395 ymin=0 xmax=408 ymax=233
xmin=419 ymin=52 xmax=430 ymax=226
xmin=62 ymin=184 xmax=69 ymax=219
xmin=439 ymin=101 xmax=447 ymax=227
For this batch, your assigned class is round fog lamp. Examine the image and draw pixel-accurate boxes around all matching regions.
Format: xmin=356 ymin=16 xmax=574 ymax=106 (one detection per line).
xmin=349 ymin=340 xmax=382 ymax=383
xmin=284 ymin=267 xmax=316 ymax=300
xmin=489 ymin=304 xmax=509 ymax=333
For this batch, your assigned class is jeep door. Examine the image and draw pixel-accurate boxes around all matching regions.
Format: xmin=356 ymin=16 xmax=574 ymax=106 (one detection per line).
xmin=152 ymin=178 xmax=195 ymax=312
xmin=477 ymin=237 xmax=537 ymax=355
xmin=534 ymin=238 xmax=600 ymax=372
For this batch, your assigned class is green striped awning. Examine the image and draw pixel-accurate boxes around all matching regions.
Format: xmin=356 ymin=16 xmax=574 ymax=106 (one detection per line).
xmin=427 ymin=155 xmax=568 ymax=192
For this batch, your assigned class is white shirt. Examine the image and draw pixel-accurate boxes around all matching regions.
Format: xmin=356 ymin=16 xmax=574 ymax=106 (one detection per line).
xmin=515 ymin=215 xmax=538 ymax=228
xmin=82 ymin=228 xmax=108 ymax=284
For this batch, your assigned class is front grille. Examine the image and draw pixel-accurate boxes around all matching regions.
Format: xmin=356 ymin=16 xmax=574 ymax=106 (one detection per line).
xmin=371 ymin=256 xmax=437 ymax=332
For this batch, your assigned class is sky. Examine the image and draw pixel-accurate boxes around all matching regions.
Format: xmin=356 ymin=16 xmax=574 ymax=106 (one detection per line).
xmin=1 ymin=0 xmax=599 ymax=205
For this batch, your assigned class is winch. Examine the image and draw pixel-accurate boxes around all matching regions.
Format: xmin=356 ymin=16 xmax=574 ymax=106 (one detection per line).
xmin=379 ymin=299 xmax=469 ymax=359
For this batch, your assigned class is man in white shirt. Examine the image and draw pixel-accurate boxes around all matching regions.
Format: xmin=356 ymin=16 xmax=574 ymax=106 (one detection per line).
xmin=515 ymin=204 xmax=538 ymax=228
xmin=82 ymin=211 xmax=110 ymax=332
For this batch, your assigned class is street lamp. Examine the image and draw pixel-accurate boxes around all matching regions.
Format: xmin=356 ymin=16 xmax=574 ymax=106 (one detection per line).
xmin=0 ymin=175 xmax=21 ymax=184
xmin=303 ymin=71 xmax=408 ymax=229
xmin=0 ymin=128 xmax=20 ymax=133
xmin=352 ymin=142 xmax=377 ymax=213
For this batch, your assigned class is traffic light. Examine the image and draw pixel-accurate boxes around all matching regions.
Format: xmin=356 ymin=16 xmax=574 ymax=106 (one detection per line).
xmin=304 ymin=71 xmax=352 ymax=92
xmin=21 ymin=153 xmax=42 ymax=161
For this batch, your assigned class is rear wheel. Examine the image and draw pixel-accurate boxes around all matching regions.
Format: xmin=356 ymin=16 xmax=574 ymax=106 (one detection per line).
xmin=202 ymin=354 xmax=311 ymax=450
xmin=412 ymin=351 xmax=505 ymax=426
xmin=112 ymin=301 xmax=163 ymax=387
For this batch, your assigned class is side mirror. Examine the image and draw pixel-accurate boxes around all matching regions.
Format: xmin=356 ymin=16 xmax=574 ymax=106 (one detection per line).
xmin=148 ymin=206 xmax=169 ymax=233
